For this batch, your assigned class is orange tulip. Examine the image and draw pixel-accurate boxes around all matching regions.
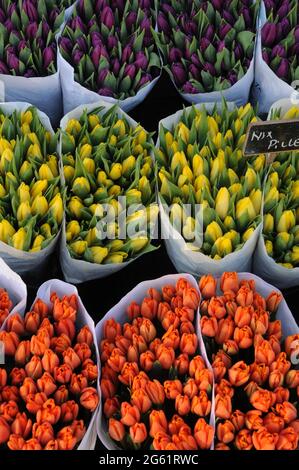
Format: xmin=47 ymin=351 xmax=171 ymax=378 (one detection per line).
xmin=54 ymin=385 xmax=69 ymax=405
xmin=215 ymin=394 xmax=232 ymax=419
xmin=183 ymin=378 xmax=198 ymax=399
xmin=0 ymin=416 xmax=10 ymax=444
xmin=126 ymin=344 xmax=139 ymax=363
xmin=223 ymin=340 xmax=239 ymax=355
xmin=55 ymin=318 xmax=76 ymax=341
xmin=11 ymin=412 xmax=32 ymax=438
xmin=37 ymin=372 xmax=57 ymax=396
xmin=149 ymin=338 xmax=161 ymax=355
xmin=101 ymin=378 xmax=116 ymax=400
xmin=0 ymin=331 xmax=19 ymax=356
xmin=83 ymin=360 xmax=98 ymax=382
xmin=0 ymin=401 xmax=18 ymax=424
xmin=54 ymin=364 xmax=73 ymax=384
xmin=161 ymin=327 xmax=180 ymax=350
xmin=7 ymin=434 xmax=25 ymax=450
xmin=140 ymin=350 xmax=155 ymax=372
xmin=212 ymin=359 xmax=226 ymax=383
xmin=74 ymin=342 xmax=92 ymax=362
xmin=189 ymin=355 xmax=205 ymax=377
xmin=269 ymin=370 xmax=284 ymax=389
xmin=176 ymin=278 xmax=192 ymax=295
xmin=146 ymin=380 xmax=165 ymax=405
xmin=275 ymin=401 xmax=297 ymax=424
xmin=24 ymin=311 xmax=40 ymax=334
xmin=266 ymin=292 xmax=282 ymax=313
xmin=104 ymin=318 xmax=121 ymax=341
xmin=208 ymin=297 xmax=226 ymax=319
xmin=195 ymin=368 xmax=213 ymax=392
xmin=200 ymin=315 xmax=218 ymax=338
xmin=6 ymin=313 xmax=25 ymax=336
xmin=9 ymin=367 xmax=26 ymax=386
xmin=245 ymin=410 xmax=263 ymax=431
xmin=61 ymin=400 xmax=79 ymax=423
xmin=131 ymin=389 xmax=152 ymax=414
xmin=70 ymin=420 xmax=86 ymax=443
xmin=121 ymin=402 xmax=140 ymax=426
xmin=147 ymin=287 xmax=161 ymax=302
xmin=140 ymin=297 xmax=158 ymax=320
xmin=32 ymin=298 xmax=49 ymax=318
xmin=215 ymin=379 xmax=234 ymax=399
xmin=25 ymin=355 xmax=43 ymax=380
xmin=263 ymin=412 xmax=284 ymax=434
xmin=250 ymin=387 xmax=275 ymax=413
xmin=270 ymin=352 xmax=291 ymax=375
xmin=149 ymin=410 xmax=168 ymax=438
xmin=107 ymin=348 xmax=126 ymax=373
xmin=168 ymin=415 xmax=189 ymax=435
xmin=52 ymin=296 xmax=77 ymax=322
xmin=19 ymin=377 xmax=37 ymax=402
xmin=233 ymin=325 xmax=253 ymax=349
xmin=174 ymin=353 xmax=189 ymax=375
xmin=162 ymin=285 xmax=177 ymax=302
xmin=50 ymin=333 xmax=71 ymax=354
xmin=0 ymin=368 xmax=7 ymax=388
xmin=157 ymin=302 xmax=171 ymax=322
xmin=285 ymin=334 xmax=299 ymax=358
xmin=80 ymin=387 xmax=99 ymax=412
xmin=236 ymin=286 xmax=253 ymax=307
xmin=213 ymin=349 xmax=232 ymax=369
xmin=250 ymin=362 xmax=269 ymax=386
xmin=276 ymin=427 xmax=298 ymax=450
xmin=234 ymin=306 xmax=253 ymax=327
xmin=252 ymin=426 xmax=278 ymax=450
xmin=234 ymin=429 xmax=253 ymax=450
xmin=290 ymin=420 xmax=299 ymax=433
xmin=22 ymin=438 xmax=42 ymax=450
xmin=267 ymin=320 xmax=282 ymax=340
xmin=215 ymin=442 xmax=230 ymax=450
xmin=217 ymin=420 xmax=235 ymax=444
xmin=77 ymin=325 xmax=93 ymax=346
xmin=228 ymin=361 xmax=250 ymax=387
xmin=182 ymin=287 xmax=200 ymax=310
xmin=230 ymin=410 xmax=245 ymax=431
xmin=215 ymin=317 xmax=234 ymax=345
xmin=164 ymin=380 xmax=183 ymax=399
xmin=175 ymin=306 xmax=194 ymax=322
xmin=194 ymin=418 xmax=214 ymax=449
xmin=161 ymin=311 xmax=180 ymax=331
xmin=119 ymin=362 xmax=139 ymax=386
xmin=199 ymin=274 xmax=217 ymax=299
xmin=104 ymin=397 xmax=119 ymax=419
xmin=285 ymin=369 xmax=299 ymax=388
xmin=255 ymin=340 xmax=275 ymax=366
xmin=152 ymin=431 xmax=171 ymax=450
xmin=180 ymin=333 xmax=198 ymax=355
xmin=32 ymin=422 xmax=54 ymax=446
xmin=1 ymin=385 xmax=19 ymax=403
xmin=220 ymin=272 xmax=239 ymax=293
xmin=139 ymin=319 xmax=156 ymax=343
xmin=131 ymin=372 xmax=149 ymax=393
xmin=130 ymin=422 xmax=147 ymax=444
xmin=268 ymin=335 xmax=281 ymax=356
xmin=126 ymin=301 xmax=140 ymax=321
xmin=69 ymin=373 xmax=88 ymax=395
xmin=109 ymin=417 xmax=126 ymax=442
xmin=191 ymin=391 xmax=211 ymax=417
xmin=175 ymin=430 xmax=198 ymax=450
xmin=253 ymin=292 xmax=266 ymax=310
xmin=180 ymin=321 xmax=195 ymax=334
xmin=56 ymin=426 xmax=77 ymax=450
xmin=274 ymin=386 xmax=290 ymax=404
xmin=156 ymin=344 xmax=175 ymax=369
xmin=250 ymin=308 xmax=269 ymax=335
xmin=132 ymin=333 xmax=147 ymax=354
xmin=36 ymin=398 xmax=61 ymax=425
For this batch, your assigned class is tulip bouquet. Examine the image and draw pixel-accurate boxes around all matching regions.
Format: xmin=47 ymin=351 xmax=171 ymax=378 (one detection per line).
xmin=60 ymin=103 xmax=157 ymax=283
xmin=261 ymin=0 xmax=299 ymax=83
xmin=58 ymin=0 xmax=161 ymax=113
xmin=155 ymin=0 xmax=260 ymax=103
xmin=98 ymin=275 xmax=214 ymax=450
xmin=199 ymin=271 xmax=299 ymax=450
xmin=156 ymin=102 xmax=265 ymax=275
xmin=0 ymin=105 xmax=63 ymax=275
xmin=0 ymin=285 xmax=99 ymax=450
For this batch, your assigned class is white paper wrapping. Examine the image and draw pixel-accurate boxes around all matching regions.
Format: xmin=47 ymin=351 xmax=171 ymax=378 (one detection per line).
xmin=0 ymin=257 xmax=27 ymax=331
xmin=0 ymin=102 xmax=61 ymax=277
xmin=59 ymin=100 xmax=156 ymax=284
xmin=57 ymin=3 xmax=160 ymax=115
xmin=26 ymin=278 xmax=100 ymax=450
xmin=95 ymin=273 xmax=215 ymax=450
xmin=156 ymin=102 xmax=262 ymax=278
xmin=253 ymin=1 xmax=295 ymax=114
xmin=253 ymin=98 xmax=299 ymax=288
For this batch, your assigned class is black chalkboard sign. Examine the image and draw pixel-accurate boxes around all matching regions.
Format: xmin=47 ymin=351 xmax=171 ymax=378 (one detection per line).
xmin=244 ymin=119 xmax=299 ymax=156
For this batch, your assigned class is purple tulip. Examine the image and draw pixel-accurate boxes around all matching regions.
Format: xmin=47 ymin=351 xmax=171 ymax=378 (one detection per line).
xmin=71 ymin=17 xmax=85 ymax=32
xmin=107 ymin=36 xmax=118 ymax=51
xmin=219 ymin=24 xmax=232 ymax=40
xmin=112 ymin=58 xmax=120 ymax=75
xmin=49 ymin=8 xmax=59 ymax=25
xmin=223 ymin=11 xmax=234 ymax=25
xmin=200 ymin=38 xmax=211 ymax=51
xmin=36 ymin=38 xmax=45 ymax=49
xmin=135 ymin=51 xmax=148 ymax=70
xmin=98 ymin=87 xmax=114 ymax=96
xmin=189 ymin=64 xmax=200 ymax=80
xmin=191 ymin=53 xmax=201 ymax=67
xmin=121 ymin=45 xmax=132 ymax=63
xmin=42 ymin=21 xmax=51 ymax=38
xmin=262 ymin=23 xmax=277 ymax=47
xmin=169 ymin=48 xmax=183 ymax=63
xmin=7 ymin=52 xmax=19 ymax=72
xmin=157 ymin=12 xmax=171 ymax=36
xmin=211 ymin=0 xmax=222 ymax=9
xmin=182 ymin=81 xmax=197 ymax=94
xmin=124 ymin=64 xmax=136 ymax=79
xmin=87 ymin=18 xmax=97 ymax=29
xmin=91 ymin=46 xmax=103 ymax=68
xmin=280 ymin=18 xmax=291 ymax=36
xmin=18 ymin=40 xmax=27 ymax=52
xmin=277 ymin=3 xmax=290 ymax=20
xmin=217 ymin=40 xmax=226 ymax=53
xmin=72 ymin=50 xmax=84 ymax=65
xmin=0 ymin=8 xmax=5 ymax=23
xmin=4 ymin=19 xmax=14 ymax=33
xmin=23 ymin=0 xmax=38 ymax=22
xmin=140 ymin=17 xmax=151 ymax=35
xmin=203 ymin=63 xmax=216 ymax=76
xmin=76 ymin=37 xmax=88 ymax=53
xmin=291 ymin=43 xmax=299 ymax=56
xmin=161 ymin=4 xmax=175 ymax=15
xmin=7 ymin=3 xmax=17 ymax=16
xmin=228 ymin=71 xmax=238 ymax=85
xmin=171 ymin=63 xmax=187 ymax=86
xmin=111 ymin=0 xmax=125 ymax=11
xmin=0 ymin=60 xmax=9 ymax=74
xmin=43 ymin=47 xmax=55 ymax=69
xmin=24 ymin=69 xmax=37 ymax=78
xmin=91 ymin=32 xmax=103 ymax=47
xmin=101 ymin=6 xmax=114 ymax=29
xmin=126 ymin=11 xmax=138 ymax=30
xmin=235 ymin=43 xmax=243 ymax=61
xmin=264 ymin=0 xmax=275 ymax=11
xmin=95 ymin=0 xmax=107 ymax=14
xmin=262 ymin=50 xmax=270 ymax=65
xmin=98 ymin=68 xmax=109 ymax=83
xmin=140 ymin=0 xmax=151 ymax=9
xmin=204 ymin=25 xmax=215 ymax=41
xmin=271 ymin=44 xmax=287 ymax=59
xmin=276 ymin=58 xmax=290 ymax=79
xmin=60 ymin=37 xmax=73 ymax=53
xmin=241 ymin=7 xmax=252 ymax=28
xmin=136 ymin=73 xmax=151 ymax=90
xmin=26 ymin=22 xmax=38 ymax=39
xmin=295 ymin=26 xmax=299 ymax=43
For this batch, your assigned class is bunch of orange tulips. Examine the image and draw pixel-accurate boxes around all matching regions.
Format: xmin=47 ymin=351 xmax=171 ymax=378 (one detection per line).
xmin=0 ymin=288 xmax=13 ymax=328
xmin=100 ymin=277 xmax=214 ymax=450
xmin=199 ymin=272 xmax=299 ymax=450
xmin=0 ymin=293 xmax=99 ymax=450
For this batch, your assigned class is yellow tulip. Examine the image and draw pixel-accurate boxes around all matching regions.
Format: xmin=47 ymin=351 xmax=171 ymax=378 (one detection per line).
xmin=109 ymin=163 xmax=122 ymax=180
xmin=249 ymin=188 xmax=262 ymax=215
xmin=113 ymin=119 xmax=126 ymax=137
xmin=70 ymin=240 xmax=88 ymax=256
xmin=40 ymin=223 xmax=52 ymax=239
xmin=49 ymin=193 xmax=63 ymax=224
xmin=242 ymin=227 xmax=255 ymax=242
xmin=46 ymin=156 xmax=58 ymax=178
xmin=207 ymin=116 xmax=218 ymax=138
xmin=39 ymin=163 xmax=54 ymax=180
xmin=88 ymin=114 xmax=100 ymax=129
xmin=66 ymin=119 xmax=82 ymax=135
xmin=17 ymin=201 xmax=31 ymax=222
xmin=236 ymin=197 xmax=256 ymax=231
xmin=0 ymin=220 xmax=15 ymax=243
xmin=276 ymin=210 xmax=296 ymax=233
xmin=194 ymin=174 xmax=210 ymax=192
xmin=27 ymin=143 xmax=42 ymax=160
xmin=0 ymin=138 xmax=12 ymax=155
xmin=83 ymin=158 xmax=96 ymax=175
xmin=30 ymin=180 xmax=48 ymax=199
xmin=30 ymin=235 xmax=45 ymax=252
xmin=31 ymin=195 xmax=48 ymax=217
xmin=269 ymin=172 xmax=279 ymax=188
xmin=88 ymin=246 xmax=109 ymax=264
xmin=210 ymin=150 xmax=225 ymax=183
xmin=263 ymin=214 xmax=274 ymax=234
xmin=244 ymin=168 xmax=257 ymax=192
xmin=103 ymin=252 xmax=127 ymax=264
xmin=205 ymin=221 xmax=223 ymax=245
xmin=192 ymin=154 xmax=204 ymax=177
xmin=177 ymin=122 xmax=190 ymax=144
xmin=122 ymin=156 xmax=136 ymax=177
xmin=215 ymin=187 xmax=230 ymax=220
xmin=11 ymin=228 xmax=27 ymax=251
xmin=72 ymin=177 xmax=90 ymax=199
xmin=64 ymin=165 xmax=75 ymax=183
xmin=127 ymin=237 xmax=148 ymax=253
xmin=171 ymin=151 xmax=188 ymax=171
